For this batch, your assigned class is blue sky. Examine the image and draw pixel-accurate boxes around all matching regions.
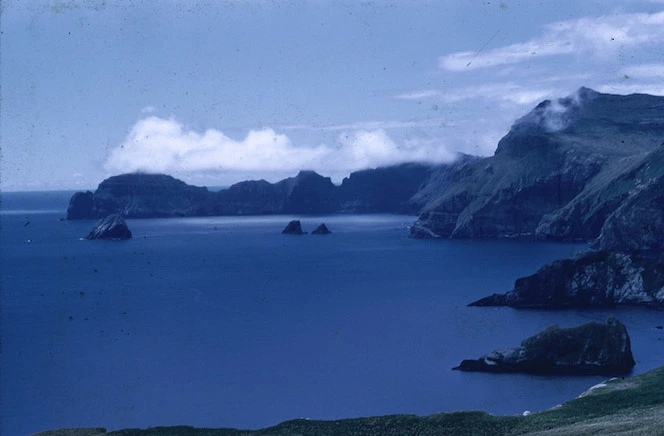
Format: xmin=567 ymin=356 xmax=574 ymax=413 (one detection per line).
xmin=2 ymin=0 xmax=664 ymax=191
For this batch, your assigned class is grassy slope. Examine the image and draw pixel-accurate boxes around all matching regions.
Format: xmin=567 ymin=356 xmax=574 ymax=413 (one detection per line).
xmin=34 ymin=366 xmax=664 ymax=436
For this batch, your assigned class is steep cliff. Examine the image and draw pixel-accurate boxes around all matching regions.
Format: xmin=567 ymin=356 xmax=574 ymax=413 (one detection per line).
xmin=86 ymin=173 xmax=209 ymax=219
xmin=67 ymin=163 xmax=459 ymax=220
xmin=337 ymin=163 xmax=434 ymax=213
xmin=593 ymin=175 xmax=664 ymax=252
xmin=470 ymin=250 xmax=664 ymax=308
xmin=411 ymin=88 xmax=664 ymax=239
xmin=536 ymin=142 xmax=664 ymax=242
xmin=206 ymin=171 xmax=338 ymax=216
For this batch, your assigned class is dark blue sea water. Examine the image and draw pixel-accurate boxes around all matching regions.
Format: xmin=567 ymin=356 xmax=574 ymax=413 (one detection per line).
xmin=2 ymin=191 xmax=663 ymax=435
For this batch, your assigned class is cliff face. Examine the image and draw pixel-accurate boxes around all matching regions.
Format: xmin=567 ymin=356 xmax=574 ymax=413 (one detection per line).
xmin=537 ymin=143 xmax=664 ymax=242
xmin=411 ymin=88 xmax=664 ymax=240
xmin=470 ymin=250 xmax=664 ymax=308
xmin=454 ymin=317 xmax=635 ymax=375
xmin=67 ymin=163 xmax=449 ymax=220
xmin=88 ymin=173 xmax=209 ymax=219
xmin=338 ymin=163 xmax=434 ymax=213
xmin=593 ymin=175 xmax=664 ymax=252
xmin=205 ymin=171 xmax=339 ymax=216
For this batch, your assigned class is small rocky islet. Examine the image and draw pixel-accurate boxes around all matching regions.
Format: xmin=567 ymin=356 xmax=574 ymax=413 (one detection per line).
xmin=453 ymin=317 xmax=635 ymax=375
xmin=281 ymin=220 xmax=332 ymax=235
xmin=85 ymin=214 xmax=132 ymax=240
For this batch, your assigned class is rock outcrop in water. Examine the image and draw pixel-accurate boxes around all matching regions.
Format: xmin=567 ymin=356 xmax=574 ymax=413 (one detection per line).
xmin=410 ymin=88 xmax=664 ymax=240
xmin=281 ymin=220 xmax=305 ymax=235
xmin=311 ymin=223 xmax=331 ymax=234
xmin=453 ymin=317 xmax=635 ymax=375
xmin=469 ymin=250 xmax=664 ymax=308
xmin=85 ymin=214 xmax=132 ymax=240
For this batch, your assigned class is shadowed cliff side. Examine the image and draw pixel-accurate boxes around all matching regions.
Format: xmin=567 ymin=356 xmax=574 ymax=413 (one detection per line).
xmin=66 ymin=163 xmax=454 ymax=220
xmin=469 ymin=250 xmax=664 ymax=309
xmin=411 ymin=88 xmax=664 ymax=240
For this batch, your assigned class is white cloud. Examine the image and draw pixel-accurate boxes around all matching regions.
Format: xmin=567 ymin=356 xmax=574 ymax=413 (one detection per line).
xmin=104 ymin=116 xmax=328 ymax=174
xmin=103 ymin=116 xmax=458 ymax=180
xmin=439 ymin=11 xmax=664 ymax=71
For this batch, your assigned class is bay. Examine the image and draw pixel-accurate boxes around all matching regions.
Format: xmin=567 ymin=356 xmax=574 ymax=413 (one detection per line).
xmin=1 ymin=191 xmax=663 ymax=435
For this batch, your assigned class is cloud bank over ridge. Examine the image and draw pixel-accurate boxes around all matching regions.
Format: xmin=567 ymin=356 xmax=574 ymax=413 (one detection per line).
xmin=103 ymin=116 xmax=457 ymax=183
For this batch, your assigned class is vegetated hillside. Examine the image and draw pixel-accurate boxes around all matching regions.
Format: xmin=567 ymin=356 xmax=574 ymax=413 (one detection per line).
xmin=411 ymin=87 xmax=664 ymax=241
xmin=32 ymin=365 xmax=664 ymax=436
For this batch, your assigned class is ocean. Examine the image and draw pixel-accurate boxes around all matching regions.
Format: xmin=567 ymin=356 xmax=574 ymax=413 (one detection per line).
xmin=1 ymin=191 xmax=663 ymax=435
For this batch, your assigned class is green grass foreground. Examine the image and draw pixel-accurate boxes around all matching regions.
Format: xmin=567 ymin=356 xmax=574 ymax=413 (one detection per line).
xmin=34 ymin=365 xmax=664 ymax=436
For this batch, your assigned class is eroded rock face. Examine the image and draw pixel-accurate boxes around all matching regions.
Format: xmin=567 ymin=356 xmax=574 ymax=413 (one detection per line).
xmin=453 ymin=317 xmax=635 ymax=375
xmin=311 ymin=223 xmax=331 ymax=234
xmin=469 ymin=250 xmax=664 ymax=308
xmin=537 ymin=143 xmax=664 ymax=243
xmin=85 ymin=214 xmax=132 ymax=240
xmin=281 ymin=220 xmax=305 ymax=235
xmin=593 ymin=176 xmax=664 ymax=252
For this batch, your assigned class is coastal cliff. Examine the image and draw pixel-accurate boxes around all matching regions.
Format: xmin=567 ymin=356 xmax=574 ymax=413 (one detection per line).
xmin=469 ymin=250 xmax=664 ymax=308
xmin=67 ymin=164 xmax=444 ymax=220
xmin=410 ymin=88 xmax=664 ymax=240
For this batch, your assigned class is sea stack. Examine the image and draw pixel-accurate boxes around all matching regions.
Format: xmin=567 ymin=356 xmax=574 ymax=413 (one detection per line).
xmin=86 ymin=214 xmax=132 ymax=240
xmin=453 ymin=317 xmax=635 ymax=375
xmin=311 ymin=223 xmax=331 ymax=234
xmin=281 ymin=220 xmax=305 ymax=234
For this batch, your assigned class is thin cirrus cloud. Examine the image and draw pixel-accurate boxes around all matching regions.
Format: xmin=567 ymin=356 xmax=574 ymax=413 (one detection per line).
xmin=103 ymin=116 xmax=457 ymax=177
xmin=397 ymin=83 xmax=553 ymax=106
xmin=439 ymin=11 xmax=664 ymax=71
xmin=621 ymin=63 xmax=664 ymax=78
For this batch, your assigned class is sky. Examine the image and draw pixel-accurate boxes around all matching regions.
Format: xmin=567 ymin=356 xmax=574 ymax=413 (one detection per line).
xmin=2 ymin=0 xmax=664 ymax=191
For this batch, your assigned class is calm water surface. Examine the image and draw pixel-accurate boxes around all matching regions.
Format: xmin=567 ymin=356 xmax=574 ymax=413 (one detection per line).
xmin=2 ymin=191 xmax=663 ymax=435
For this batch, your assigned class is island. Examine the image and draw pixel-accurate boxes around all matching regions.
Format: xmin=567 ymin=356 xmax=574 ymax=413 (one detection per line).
xmin=453 ymin=317 xmax=635 ymax=375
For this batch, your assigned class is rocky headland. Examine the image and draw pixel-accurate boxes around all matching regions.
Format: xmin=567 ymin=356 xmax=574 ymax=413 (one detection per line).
xmin=453 ymin=317 xmax=635 ymax=375
xmin=470 ymin=250 xmax=664 ymax=308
